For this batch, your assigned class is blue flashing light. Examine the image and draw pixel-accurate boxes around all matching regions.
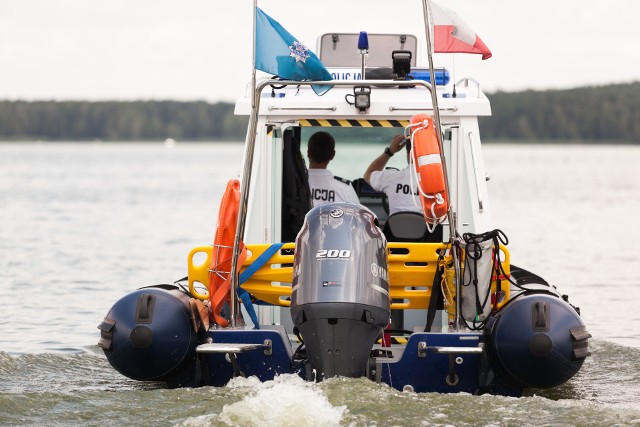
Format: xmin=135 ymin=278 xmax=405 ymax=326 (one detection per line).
xmin=357 ymin=31 xmax=369 ymax=50
xmin=410 ymin=68 xmax=450 ymax=86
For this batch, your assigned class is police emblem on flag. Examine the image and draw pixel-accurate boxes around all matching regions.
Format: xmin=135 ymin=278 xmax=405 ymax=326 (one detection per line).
xmin=289 ymin=41 xmax=310 ymax=63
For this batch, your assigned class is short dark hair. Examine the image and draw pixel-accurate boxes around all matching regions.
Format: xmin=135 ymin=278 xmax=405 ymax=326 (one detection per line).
xmin=307 ymin=131 xmax=335 ymax=163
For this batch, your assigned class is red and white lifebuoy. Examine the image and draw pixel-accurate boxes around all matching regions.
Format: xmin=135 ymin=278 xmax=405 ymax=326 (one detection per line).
xmin=409 ymin=113 xmax=449 ymax=224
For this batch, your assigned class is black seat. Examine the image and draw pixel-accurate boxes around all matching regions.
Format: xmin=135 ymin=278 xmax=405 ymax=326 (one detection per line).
xmin=383 ymin=211 xmax=443 ymax=243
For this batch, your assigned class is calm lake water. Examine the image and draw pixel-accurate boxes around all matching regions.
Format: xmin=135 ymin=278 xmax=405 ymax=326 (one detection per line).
xmin=1 ymin=142 xmax=640 ymax=426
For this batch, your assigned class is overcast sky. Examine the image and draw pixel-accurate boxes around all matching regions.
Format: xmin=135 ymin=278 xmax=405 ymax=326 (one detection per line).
xmin=2 ymin=0 xmax=638 ymax=102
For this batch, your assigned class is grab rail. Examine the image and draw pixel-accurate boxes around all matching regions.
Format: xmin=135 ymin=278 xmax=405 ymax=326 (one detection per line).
xmin=455 ymin=77 xmax=483 ymax=98
xmin=468 ymin=131 xmax=484 ymax=212
xmin=188 ymin=242 xmax=510 ymax=310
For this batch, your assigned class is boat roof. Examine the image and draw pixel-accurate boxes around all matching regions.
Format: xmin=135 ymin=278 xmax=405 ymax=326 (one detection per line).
xmin=235 ymin=78 xmax=491 ymax=118
xmin=237 ymin=30 xmax=489 ymax=118
xmin=318 ymin=33 xmax=419 ymax=68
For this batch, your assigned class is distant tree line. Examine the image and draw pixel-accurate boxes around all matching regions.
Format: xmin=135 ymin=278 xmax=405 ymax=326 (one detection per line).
xmin=0 ymin=100 xmax=248 ymax=141
xmin=479 ymin=82 xmax=640 ymax=143
xmin=1 ymin=82 xmax=638 ymax=142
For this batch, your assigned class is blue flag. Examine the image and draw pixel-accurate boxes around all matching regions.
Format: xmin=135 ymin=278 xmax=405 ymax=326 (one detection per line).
xmin=255 ymin=7 xmax=333 ymax=95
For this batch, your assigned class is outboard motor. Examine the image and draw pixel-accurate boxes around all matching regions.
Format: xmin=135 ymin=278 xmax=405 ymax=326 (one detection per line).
xmin=291 ymin=203 xmax=390 ymax=381
xmin=486 ymin=292 xmax=591 ymax=389
xmin=98 ymin=285 xmax=200 ymax=384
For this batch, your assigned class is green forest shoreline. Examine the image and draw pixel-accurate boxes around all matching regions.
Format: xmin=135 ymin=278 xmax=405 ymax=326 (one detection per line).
xmin=1 ymin=82 xmax=638 ymax=143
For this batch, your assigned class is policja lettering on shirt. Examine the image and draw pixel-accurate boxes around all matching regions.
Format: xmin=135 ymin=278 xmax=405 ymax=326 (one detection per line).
xmin=396 ymin=183 xmax=419 ymax=196
xmin=312 ymin=188 xmax=336 ymax=203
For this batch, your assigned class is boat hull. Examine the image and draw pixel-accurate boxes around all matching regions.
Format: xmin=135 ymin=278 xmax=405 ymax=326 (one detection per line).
xmin=99 ymin=291 xmax=588 ymax=397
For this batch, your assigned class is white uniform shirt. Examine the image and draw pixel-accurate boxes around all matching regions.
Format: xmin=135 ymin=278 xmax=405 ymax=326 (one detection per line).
xmin=369 ymin=167 xmax=422 ymax=215
xmin=308 ymin=169 xmax=360 ymax=207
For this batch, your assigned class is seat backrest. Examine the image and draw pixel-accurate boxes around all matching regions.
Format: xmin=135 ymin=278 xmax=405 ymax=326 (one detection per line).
xmin=383 ymin=211 xmax=443 ymax=242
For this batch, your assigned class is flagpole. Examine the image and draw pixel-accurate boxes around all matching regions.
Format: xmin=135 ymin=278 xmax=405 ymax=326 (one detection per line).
xmin=422 ymin=0 xmax=444 ymax=160
xmin=228 ymin=0 xmax=259 ymax=328
xmin=251 ymin=1 xmax=257 ymax=108
xmin=422 ymin=0 xmax=462 ymax=331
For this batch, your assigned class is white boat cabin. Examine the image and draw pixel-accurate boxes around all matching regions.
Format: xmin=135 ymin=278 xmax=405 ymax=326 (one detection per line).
xmin=235 ymin=33 xmax=494 ymax=247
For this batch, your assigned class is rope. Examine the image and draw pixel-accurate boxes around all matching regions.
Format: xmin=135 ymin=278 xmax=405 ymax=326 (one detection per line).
xmin=461 ymin=229 xmax=510 ymax=330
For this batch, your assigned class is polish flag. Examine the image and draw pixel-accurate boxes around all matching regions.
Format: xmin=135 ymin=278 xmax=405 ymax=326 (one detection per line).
xmin=430 ymin=1 xmax=492 ymax=60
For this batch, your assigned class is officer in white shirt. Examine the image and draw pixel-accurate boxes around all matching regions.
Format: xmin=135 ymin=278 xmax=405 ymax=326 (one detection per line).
xmin=364 ymin=134 xmax=422 ymax=215
xmin=307 ymin=131 xmax=360 ymax=207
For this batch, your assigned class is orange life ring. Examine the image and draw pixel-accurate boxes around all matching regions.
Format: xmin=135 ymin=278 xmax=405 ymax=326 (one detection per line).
xmin=410 ymin=113 xmax=449 ymax=224
xmin=208 ymin=179 xmax=246 ymax=327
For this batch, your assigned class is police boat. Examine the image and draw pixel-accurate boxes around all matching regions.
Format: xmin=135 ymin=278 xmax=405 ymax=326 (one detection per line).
xmin=98 ymin=1 xmax=590 ymax=396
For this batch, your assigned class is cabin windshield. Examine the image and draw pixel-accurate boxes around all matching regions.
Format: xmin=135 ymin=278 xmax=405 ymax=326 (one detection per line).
xmin=274 ymin=120 xmax=457 ymax=243
xmin=300 ymin=126 xmax=410 ymax=180
xmin=294 ymin=123 xmax=421 ymax=227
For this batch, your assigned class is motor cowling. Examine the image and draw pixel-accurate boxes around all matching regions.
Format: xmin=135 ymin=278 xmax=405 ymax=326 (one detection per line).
xmin=291 ymin=203 xmax=390 ymax=381
xmin=98 ymin=285 xmax=199 ymax=382
xmin=486 ymin=292 xmax=590 ymax=388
